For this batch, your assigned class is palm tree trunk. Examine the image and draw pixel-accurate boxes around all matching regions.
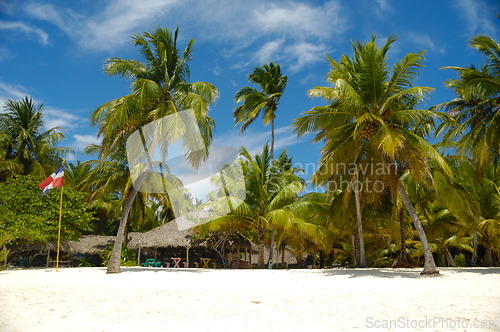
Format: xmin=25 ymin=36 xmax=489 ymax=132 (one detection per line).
xmin=281 ymin=245 xmax=285 ymax=266
xmin=378 ymin=150 xmax=438 ymax=274
xmin=351 ymin=233 xmax=357 ymax=266
xmin=482 ymin=234 xmax=494 ymax=267
xmin=107 ymin=126 xmax=160 ymax=274
xmin=440 ymin=248 xmax=446 ymax=267
xmin=257 ymin=229 xmax=265 ymax=268
xmin=106 ymin=187 xmax=138 ymax=273
xmin=399 ymin=208 xmax=408 ymax=264
xmin=472 ymin=230 xmax=478 ymax=266
xmin=270 ymin=117 xmax=275 ymax=161
xmin=268 ymin=117 xmax=275 ymax=267
xmin=354 ymin=169 xmax=367 ymax=268
xmin=393 ymin=208 xmax=409 ymax=267
xmin=397 ymin=179 xmax=438 ymax=274
xmin=268 ymin=230 xmax=275 ymax=268
xmin=445 ymin=248 xmax=456 ymax=267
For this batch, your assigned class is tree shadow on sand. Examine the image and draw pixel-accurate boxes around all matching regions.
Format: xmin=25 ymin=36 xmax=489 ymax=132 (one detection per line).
xmin=315 ymin=267 xmax=500 ymax=279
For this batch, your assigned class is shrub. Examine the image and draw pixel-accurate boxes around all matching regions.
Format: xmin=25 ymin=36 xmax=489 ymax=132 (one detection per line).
xmin=454 ymin=253 xmax=467 ymax=267
xmin=100 ymin=244 xmax=136 ymax=267
xmin=0 ymin=235 xmax=10 ymax=271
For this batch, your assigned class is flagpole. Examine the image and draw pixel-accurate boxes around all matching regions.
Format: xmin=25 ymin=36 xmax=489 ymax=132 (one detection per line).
xmin=56 ymin=159 xmax=65 ymax=272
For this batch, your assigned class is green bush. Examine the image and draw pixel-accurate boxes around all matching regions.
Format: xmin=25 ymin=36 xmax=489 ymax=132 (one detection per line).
xmin=0 ymin=235 xmax=10 ymax=271
xmin=100 ymin=244 xmax=136 ymax=267
xmin=454 ymin=253 xmax=467 ymax=267
xmin=77 ymin=258 xmax=94 ymax=267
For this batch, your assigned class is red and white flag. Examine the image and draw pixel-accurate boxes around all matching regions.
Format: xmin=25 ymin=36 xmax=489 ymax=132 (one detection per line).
xmin=38 ymin=166 xmax=64 ymax=196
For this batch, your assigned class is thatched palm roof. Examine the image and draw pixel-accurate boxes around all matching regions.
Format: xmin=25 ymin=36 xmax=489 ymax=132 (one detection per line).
xmin=45 ymin=232 xmax=142 ymax=255
xmin=128 ymin=210 xmax=210 ymax=249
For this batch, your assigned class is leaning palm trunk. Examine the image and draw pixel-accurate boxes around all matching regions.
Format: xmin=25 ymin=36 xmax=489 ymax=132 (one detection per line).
xmin=399 ymin=208 xmax=407 ymax=263
xmin=445 ymin=248 xmax=456 ymax=267
xmin=354 ymin=170 xmax=367 ymax=268
xmin=107 ymin=127 xmax=159 ymax=274
xmin=396 ymin=179 xmax=438 ymax=274
xmin=106 ymin=187 xmax=137 ymax=273
xmin=379 ymin=150 xmax=438 ymax=274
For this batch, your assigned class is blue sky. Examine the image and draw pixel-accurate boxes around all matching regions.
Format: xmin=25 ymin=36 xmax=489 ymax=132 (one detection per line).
xmin=0 ymin=0 xmax=499 ymax=191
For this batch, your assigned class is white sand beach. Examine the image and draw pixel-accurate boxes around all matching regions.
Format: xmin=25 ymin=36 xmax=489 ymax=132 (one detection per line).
xmin=1 ymin=267 xmax=499 ymax=332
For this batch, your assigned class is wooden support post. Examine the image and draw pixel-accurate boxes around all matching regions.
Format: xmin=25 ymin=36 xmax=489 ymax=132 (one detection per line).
xmin=237 ymin=246 xmax=240 ymax=269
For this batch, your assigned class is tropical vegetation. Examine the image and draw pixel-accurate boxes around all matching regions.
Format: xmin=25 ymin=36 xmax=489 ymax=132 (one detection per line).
xmin=1 ymin=26 xmax=499 ymax=272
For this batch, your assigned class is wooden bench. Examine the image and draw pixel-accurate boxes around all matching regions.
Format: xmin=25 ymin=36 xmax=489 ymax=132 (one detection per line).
xmin=141 ymin=258 xmax=168 ymax=268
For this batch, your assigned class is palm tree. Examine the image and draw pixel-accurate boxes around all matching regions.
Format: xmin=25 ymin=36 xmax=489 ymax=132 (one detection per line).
xmin=293 ymin=35 xmax=449 ymax=274
xmin=417 ymin=204 xmax=473 ymax=267
xmin=90 ymin=27 xmax=219 ymax=273
xmin=199 ymin=144 xmax=330 ymax=268
xmin=234 ymin=62 xmax=288 ymax=265
xmin=0 ymin=97 xmax=72 ymax=178
xmin=234 ymin=62 xmax=288 ymax=161
xmin=455 ymin=161 xmax=500 ymax=266
xmin=436 ymin=35 xmax=500 ymax=174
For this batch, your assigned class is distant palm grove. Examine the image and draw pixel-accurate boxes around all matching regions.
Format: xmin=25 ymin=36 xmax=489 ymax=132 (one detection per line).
xmin=1 ymin=25 xmax=499 ymax=275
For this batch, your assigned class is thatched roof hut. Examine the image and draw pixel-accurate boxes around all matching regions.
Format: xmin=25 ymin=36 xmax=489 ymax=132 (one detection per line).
xmin=44 ymin=232 xmax=142 ymax=255
xmin=128 ymin=210 xmax=211 ymax=250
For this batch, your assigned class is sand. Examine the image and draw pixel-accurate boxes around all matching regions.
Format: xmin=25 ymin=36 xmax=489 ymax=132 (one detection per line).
xmin=1 ymin=267 xmax=499 ymax=331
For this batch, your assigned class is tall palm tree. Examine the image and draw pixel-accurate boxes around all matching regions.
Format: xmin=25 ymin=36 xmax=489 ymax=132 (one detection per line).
xmin=90 ymin=27 xmax=219 ymax=273
xmin=233 ymin=63 xmax=288 ymax=266
xmin=417 ymin=204 xmax=473 ymax=267
xmin=234 ymin=62 xmax=287 ymax=161
xmin=0 ymin=97 xmax=72 ymax=178
xmin=436 ymin=35 xmax=500 ymax=174
xmin=293 ymin=35 xmax=449 ymax=274
xmin=455 ymin=161 xmax=500 ymax=266
xmin=199 ymin=145 xmax=330 ymax=268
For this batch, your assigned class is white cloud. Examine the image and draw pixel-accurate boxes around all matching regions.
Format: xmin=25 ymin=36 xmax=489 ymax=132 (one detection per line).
xmin=0 ymin=81 xmax=84 ymax=131
xmin=184 ymin=177 xmax=218 ymax=203
xmin=454 ymin=0 xmax=497 ymax=36
xmin=25 ymin=0 xmax=180 ymax=51
xmin=374 ymin=0 xmax=392 ymax=16
xmin=43 ymin=108 xmax=83 ymax=130
xmin=254 ymin=39 xmax=284 ymax=65
xmin=0 ymin=81 xmax=30 ymax=108
xmin=23 ymin=0 xmax=348 ymax=72
xmin=406 ymin=32 xmax=445 ymax=54
xmin=0 ymin=45 xmax=10 ymax=61
xmin=72 ymin=134 xmax=100 ymax=151
xmin=213 ymin=125 xmax=302 ymax=156
xmin=0 ymin=20 xmax=49 ymax=45
xmin=252 ymin=3 xmax=336 ymax=39
xmin=286 ymin=42 xmax=329 ymax=73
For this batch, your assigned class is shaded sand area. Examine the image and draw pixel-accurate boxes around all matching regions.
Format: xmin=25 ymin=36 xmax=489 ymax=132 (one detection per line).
xmin=1 ymin=267 xmax=499 ymax=331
